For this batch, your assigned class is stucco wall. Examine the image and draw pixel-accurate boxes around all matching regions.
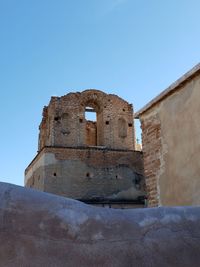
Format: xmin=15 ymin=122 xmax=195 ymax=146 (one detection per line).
xmin=25 ymin=147 xmax=145 ymax=203
xmin=2 ymin=182 xmax=200 ymax=267
xmin=140 ymin=73 xmax=200 ymax=206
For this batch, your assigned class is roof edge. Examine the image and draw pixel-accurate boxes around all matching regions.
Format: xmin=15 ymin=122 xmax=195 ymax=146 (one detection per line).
xmin=135 ymin=63 xmax=200 ymax=118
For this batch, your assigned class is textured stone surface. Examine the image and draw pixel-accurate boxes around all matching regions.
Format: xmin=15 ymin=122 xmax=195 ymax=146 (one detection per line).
xmin=1 ymin=182 xmax=200 ymax=266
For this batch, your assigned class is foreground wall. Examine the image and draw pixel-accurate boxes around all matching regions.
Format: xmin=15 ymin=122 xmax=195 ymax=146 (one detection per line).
xmin=0 ymin=182 xmax=200 ymax=267
xmin=138 ymin=69 xmax=200 ymax=206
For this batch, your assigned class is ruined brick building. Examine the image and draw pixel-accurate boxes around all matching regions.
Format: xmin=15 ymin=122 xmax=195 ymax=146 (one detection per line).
xmin=25 ymin=89 xmax=145 ymax=208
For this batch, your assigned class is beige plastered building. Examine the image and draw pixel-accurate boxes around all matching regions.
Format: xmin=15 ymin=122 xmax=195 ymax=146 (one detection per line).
xmin=135 ymin=63 xmax=200 ymax=207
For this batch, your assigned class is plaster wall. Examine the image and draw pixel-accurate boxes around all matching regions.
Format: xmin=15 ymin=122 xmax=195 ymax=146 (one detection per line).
xmin=2 ymin=182 xmax=200 ymax=267
xmin=25 ymin=147 xmax=144 ymax=202
xmin=141 ymin=74 xmax=200 ymax=206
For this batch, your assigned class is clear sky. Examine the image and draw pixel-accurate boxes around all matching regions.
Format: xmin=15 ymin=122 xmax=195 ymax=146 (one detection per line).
xmin=0 ymin=0 xmax=200 ymax=186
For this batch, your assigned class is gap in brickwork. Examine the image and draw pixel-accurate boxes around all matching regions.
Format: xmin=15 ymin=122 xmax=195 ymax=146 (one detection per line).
xmin=135 ymin=119 xmax=142 ymax=144
xmin=85 ymin=106 xmax=97 ymax=146
xmin=85 ymin=107 xmax=97 ymax=122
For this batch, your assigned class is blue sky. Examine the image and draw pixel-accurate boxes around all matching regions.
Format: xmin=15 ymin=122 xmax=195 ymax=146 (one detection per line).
xmin=0 ymin=0 xmax=199 ymax=186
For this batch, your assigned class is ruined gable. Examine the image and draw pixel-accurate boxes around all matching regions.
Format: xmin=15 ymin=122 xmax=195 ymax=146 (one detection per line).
xmin=38 ymin=89 xmax=135 ymax=150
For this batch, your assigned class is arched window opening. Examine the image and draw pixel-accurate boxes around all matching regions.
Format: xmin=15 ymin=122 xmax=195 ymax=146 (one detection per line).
xmin=85 ymin=106 xmax=97 ymax=122
xmin=85 ymin=106 xmax=97 ymax=146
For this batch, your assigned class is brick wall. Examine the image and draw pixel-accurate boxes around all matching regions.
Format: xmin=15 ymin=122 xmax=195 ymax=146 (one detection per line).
xmin=38 ymin=90 xmax=135 ymax=151
xmin=26 ymin=89 xmax=145 ymax=208
xmin=141 ymin=114 xmax=161 ymax=207
xmin=86 ymin=121 xmax=97 ymax=146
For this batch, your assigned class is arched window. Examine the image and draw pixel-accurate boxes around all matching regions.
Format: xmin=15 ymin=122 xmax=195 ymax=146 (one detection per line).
xmin=85 ymin=107 xmax=97 ymax=121
xmin=85 ymin=106 xmax=97 ymax=146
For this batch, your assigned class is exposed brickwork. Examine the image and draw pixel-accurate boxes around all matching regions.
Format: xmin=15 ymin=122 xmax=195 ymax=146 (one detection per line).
xmin=141 ymin=114 xmax=161 ymax=207
xmin=38 ymin=90 xmax=135 ymax=151
xmin=25 ymin=89 xmax=145 ymax=208
xmin=26 ymin=147 xmax=144 ymax=174
xmin=86 ymin=121 xmax=97 ymax=146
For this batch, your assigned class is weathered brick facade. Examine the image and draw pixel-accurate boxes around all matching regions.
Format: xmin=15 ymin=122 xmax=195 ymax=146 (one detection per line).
xmin=38 ymin=90 xmax=135 ymax=151
xmin=140 ymin=114 xmax=161 ymax=207
xmin=25 ymin=89 xmax=145 ymax=208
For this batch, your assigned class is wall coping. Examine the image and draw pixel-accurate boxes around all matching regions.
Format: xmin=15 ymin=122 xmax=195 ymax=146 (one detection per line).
xmin=135 ymin=63 xmax=200 ymax=118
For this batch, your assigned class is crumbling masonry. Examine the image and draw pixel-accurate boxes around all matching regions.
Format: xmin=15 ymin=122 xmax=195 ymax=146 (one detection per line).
xmin=25 ymin=89 xmax=145 ymax=208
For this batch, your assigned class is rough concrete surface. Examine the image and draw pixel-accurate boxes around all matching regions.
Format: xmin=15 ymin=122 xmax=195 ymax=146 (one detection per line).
xmin=0 ymin=182 xmax=200 ymax=267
